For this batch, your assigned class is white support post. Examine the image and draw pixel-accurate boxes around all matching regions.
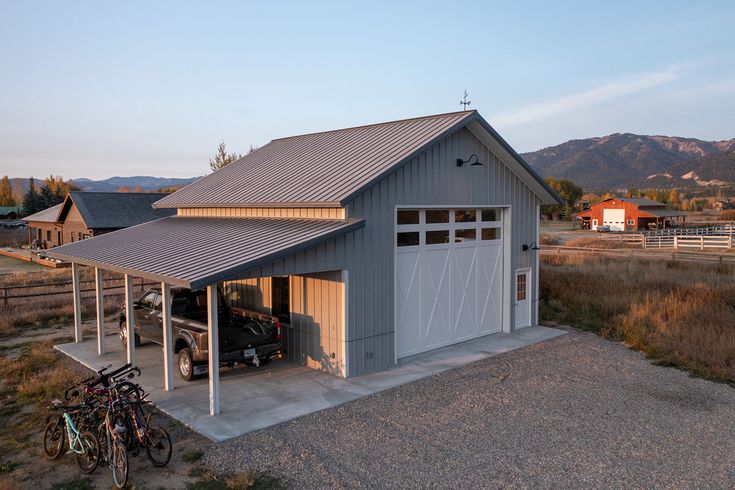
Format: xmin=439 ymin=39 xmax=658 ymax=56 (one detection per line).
xmin=207 ymin=284 xmax=220 ymax=415
xmin=94 ymin=268 xmax=105 ymax=355
xmin=72 ymin=263 xmax=82 ymax=343
xmin=124 ymin=274 xmax=136 ymax=365
xmin=161 ymin=283 xmax=174 ymax=391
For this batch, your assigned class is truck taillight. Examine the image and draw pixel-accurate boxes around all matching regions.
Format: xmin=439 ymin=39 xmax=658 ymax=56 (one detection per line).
xmin=275 ymin=321 xmax=282 ymax=342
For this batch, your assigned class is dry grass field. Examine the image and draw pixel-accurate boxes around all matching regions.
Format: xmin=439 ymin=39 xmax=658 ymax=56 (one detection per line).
xmin=540 ymin=253 xmax=735 ymax=384
xmin=0 ymin=268 xmax=153 ymax=337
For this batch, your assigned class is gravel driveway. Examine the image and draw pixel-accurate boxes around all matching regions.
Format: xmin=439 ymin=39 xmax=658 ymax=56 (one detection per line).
xmin=205 ymin=329 xmax=735 ymax=489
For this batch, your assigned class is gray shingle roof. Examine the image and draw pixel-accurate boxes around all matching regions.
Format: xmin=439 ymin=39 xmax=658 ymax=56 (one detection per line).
xmin=64 ymin=192 xmax=176 ymax=229
xmin=22 ymin=203 xmax=62 ymax=223
xmin=46 ymin=216 xmax=364 ymax=288
xmin=155 ymin=110 xmax=561 ymax=209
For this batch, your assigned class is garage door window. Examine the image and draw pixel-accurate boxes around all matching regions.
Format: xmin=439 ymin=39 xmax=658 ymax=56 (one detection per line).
xmin=481 ymin=209 xmax=498 ymax=222
xmin=426 ymin=230 xmax=450 ymax=244
xmin=455 ymin=209 xmax=476 ymax=223
xmin=426 ymin=209 xmax=449 ymax=223
xmin=481 ymin=227 xmax=500 ymax=240
xmin=396 ymin=208 xmax=503 ymax=249
xmin=397 ymin=232 xmax=420 ymax=247
xmin=397 ymin=210 xmax=419 ymax=225
xmin=455 ymin=228 xmax=476 ymax=242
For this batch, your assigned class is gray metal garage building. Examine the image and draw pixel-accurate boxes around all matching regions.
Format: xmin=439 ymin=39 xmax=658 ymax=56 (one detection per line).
xmin=48 ymin=110 xmax=561 ymax=415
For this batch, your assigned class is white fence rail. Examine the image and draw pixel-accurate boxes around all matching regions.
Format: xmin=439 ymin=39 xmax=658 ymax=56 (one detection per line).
xmin=599 ymin=225 xmax=735 ymax=250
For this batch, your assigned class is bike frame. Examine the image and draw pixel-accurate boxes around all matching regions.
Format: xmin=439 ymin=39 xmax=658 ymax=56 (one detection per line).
xmin=62 ymin=411 xmax=87 ymax=455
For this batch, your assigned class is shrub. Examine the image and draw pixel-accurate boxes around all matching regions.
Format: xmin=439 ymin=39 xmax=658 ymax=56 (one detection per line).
xmin=539 ymin=234 xmax=560 ymax=246
xmin=718 ymin=210 xmax=735 ymax=221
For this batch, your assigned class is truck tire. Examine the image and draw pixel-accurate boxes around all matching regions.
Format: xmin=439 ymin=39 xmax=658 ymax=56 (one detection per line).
xmin=178 ymin=348 xmax=196 ymax=381
xmin=119 ymin=321 xmax=141 ymax=347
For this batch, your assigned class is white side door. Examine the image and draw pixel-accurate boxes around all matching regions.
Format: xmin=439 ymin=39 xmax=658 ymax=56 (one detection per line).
xmin=514 ymin=269 xmax=531 ymax=329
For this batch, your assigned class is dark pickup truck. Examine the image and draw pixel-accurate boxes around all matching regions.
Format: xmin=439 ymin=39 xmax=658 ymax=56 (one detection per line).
xmin=119 ymin=287 xmax=282 ymax=381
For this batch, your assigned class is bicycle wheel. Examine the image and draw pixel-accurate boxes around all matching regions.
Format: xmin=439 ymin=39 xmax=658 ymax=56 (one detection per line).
xmin=75 ymin=431 xmax=100 ymax=474
xmin=42 ymin=419 xmax=65 ymax=460
xmin=145 ymin=426 xmax=172 ymax=467
xmin=111 ymin=441 xmax=129 ymax=489
xmin=116 ymin=381 xmax=142 ymax=403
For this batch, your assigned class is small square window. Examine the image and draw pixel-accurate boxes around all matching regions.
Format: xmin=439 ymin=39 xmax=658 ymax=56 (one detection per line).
xmin=454 ymin=229 xmax=476 ymax=242
xmin=455 ymin=209 xmax=476 ymax=223
xmin=397 ymin=232 xmax=420 ymax=247
xmin=426 ymin=230 xmax=450 ymax=244
xmin=481 ymin=209 xmax=498 ymax=221
xmin=425 ymin=210 xmax=449 ymax=223
xmin=397 ymin=210 xmax=419 ymax=225
xmin=481 ymin=228 xmax=500 ymax=240
xmin=516 ymin=274 xmax=527 ymax=301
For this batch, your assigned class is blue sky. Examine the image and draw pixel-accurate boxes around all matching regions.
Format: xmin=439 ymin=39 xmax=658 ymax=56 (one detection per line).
xmin=1 ymin=1 xmax=734 ymax=179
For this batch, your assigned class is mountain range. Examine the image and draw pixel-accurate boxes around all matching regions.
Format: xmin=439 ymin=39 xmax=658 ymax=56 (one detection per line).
xmin=522 ymin=134 xmax=735 ymax=191
xmin=10 ymin=176 xmax=200 ymax=193
xmin=9 ymin=134 xmax=735 ymax=195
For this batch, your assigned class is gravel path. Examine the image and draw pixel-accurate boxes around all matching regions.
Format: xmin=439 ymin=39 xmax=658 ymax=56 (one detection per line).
xmin=205 ymin=329 xmax=735 ymax=489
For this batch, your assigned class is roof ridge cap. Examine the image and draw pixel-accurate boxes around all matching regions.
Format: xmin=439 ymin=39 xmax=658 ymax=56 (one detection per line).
xmin=270 ymin=110 xmax=476 ymax=142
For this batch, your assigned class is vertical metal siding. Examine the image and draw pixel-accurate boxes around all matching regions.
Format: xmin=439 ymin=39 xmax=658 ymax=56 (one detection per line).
xmin=233 ymin=127 xmax=540 ymax=376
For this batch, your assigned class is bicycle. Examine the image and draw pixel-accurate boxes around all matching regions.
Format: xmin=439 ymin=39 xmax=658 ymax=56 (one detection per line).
xmin=42 ymin=400 xmax=99 ymax=474
xmin=121 ymin=392 xmax=172 ymax=467
xmin=98 ymin=394 xmax=130 ymax=488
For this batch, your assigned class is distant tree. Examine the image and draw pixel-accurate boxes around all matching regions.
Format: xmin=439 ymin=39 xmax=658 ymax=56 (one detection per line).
xmin=133 ymin=185 xmax=143 ymax=193
xmin=209 ymin=142 xmax=242 ymax=172
xmin=156 ymin=186 xmax=180 ymax=193
xmin=543 ymin=177 xmax=583 ymax=220
xmin=580 ymin=192 xmax=602 ymax=205
xmin=667 ymin=189 xmax=679 ymax=209
xmin=117 ymin=186 xmax=130 ymax=192
xmin=0 ymin=176 xmax=15 ymax=206
xmin=38 ymin=183 xmax=55 ymax=209
xmin=627 ymin=187 xmax=640 ymax=198
xmin=22 ymin=178 xmax=41 ymax=214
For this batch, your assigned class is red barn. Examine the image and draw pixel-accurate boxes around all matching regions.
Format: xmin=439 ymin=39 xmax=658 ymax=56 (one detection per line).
xmin=574 ymin=197 xmax=687 ymax=231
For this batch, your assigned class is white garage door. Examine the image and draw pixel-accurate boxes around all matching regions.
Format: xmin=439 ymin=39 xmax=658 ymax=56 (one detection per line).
xmin=395 ymin=208 xmax=504 ymax=359
xmin=603 ymin=209 xmax=625 ymax=231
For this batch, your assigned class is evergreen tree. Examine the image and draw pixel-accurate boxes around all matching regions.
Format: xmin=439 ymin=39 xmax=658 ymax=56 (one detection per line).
xmin=209 ymin=142 xmax=242 ymax=172
xmin=0 ymin=176 xmax=15 ymax=206
xmin=22 ymin=178 xmax=40 ymax=214
xmin=38 ymin=184 xmax=55 ymax=209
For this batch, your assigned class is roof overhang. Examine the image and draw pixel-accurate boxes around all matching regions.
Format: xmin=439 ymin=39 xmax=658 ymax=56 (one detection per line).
xmin=46 ymin=216 xmax=364 ymax=289
xmin=638 ymin=209 xmax=688 ymax=218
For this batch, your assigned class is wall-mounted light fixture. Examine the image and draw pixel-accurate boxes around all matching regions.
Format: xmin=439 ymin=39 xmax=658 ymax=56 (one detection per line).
xmin=456 ymin=153 xmax=483 ymax=167
xmin=522 ymin=242 xmax=540 ymax=251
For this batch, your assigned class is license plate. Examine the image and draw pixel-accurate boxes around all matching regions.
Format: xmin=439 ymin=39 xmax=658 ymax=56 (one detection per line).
xmin=193 ymin=365 xmax=208 ymax=375
xmin=243 ymin=348 xmax=256 ymax=358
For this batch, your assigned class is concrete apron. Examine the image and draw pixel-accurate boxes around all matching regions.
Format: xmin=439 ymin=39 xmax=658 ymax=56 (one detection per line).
xmin=55 ymin=326 xmax=566 ymax=442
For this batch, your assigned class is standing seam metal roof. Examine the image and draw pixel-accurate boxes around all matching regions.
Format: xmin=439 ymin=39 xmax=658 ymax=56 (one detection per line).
xmin=154 ymin=111 xmax=476 ymax=208
xmin=46 ymin=216 xmax=364 ymax=288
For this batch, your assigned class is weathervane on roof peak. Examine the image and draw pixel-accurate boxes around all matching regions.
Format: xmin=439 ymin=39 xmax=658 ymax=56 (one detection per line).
xmin=459 ymin=89 xmax=471 ymax=110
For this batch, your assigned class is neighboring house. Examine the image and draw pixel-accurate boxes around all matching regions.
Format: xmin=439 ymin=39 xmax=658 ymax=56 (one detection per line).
xmin=713 ymin=200 xmax=734 ymax=211
xmin=23 ymin=192 xmax=175 ymax=248
xmin=574 ymin=197 xmax=687 ymax=231
xmin=49 ymin=110 xmax=562 ymax=414
xmin=24 ymin=204 xmax=63 ymax=248
xmin=0 ymin=206 xmax=21 ymax=220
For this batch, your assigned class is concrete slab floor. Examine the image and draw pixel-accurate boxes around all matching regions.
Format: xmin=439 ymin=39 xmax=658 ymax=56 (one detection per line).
xmin=55 ymin=326 xmax=566 ymax=442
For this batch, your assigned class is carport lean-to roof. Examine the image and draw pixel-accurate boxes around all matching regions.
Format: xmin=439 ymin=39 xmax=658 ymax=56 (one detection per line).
xmin=47 ymin=215 xmax=363 ymax=417
xmin=48 ymin=216 xmax=364 ymax=288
